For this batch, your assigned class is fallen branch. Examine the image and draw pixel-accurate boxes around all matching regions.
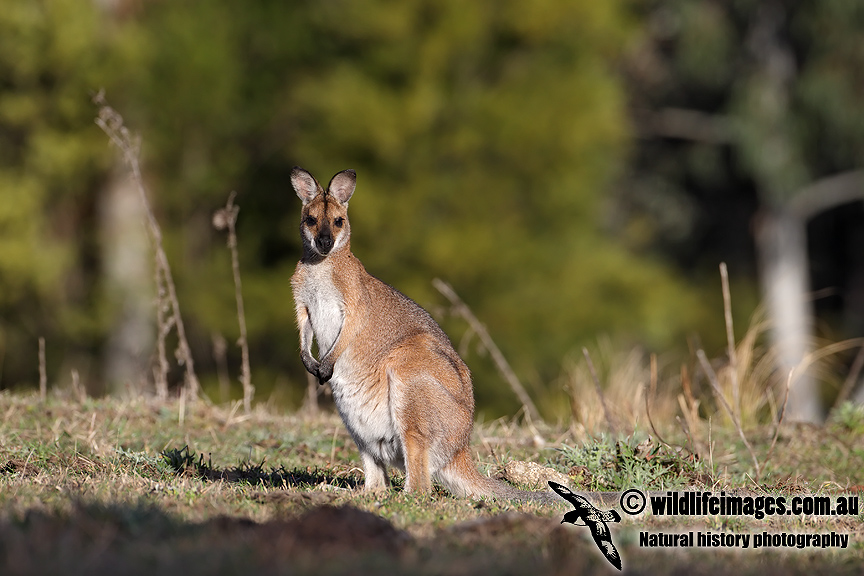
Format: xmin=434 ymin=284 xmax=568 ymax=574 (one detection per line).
xmin=432 ymin=278 xmax=541 ymax=425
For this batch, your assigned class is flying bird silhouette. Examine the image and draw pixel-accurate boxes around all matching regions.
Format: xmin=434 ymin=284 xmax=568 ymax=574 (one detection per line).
xmin=548 ymin=481 xmax=622 ymax=571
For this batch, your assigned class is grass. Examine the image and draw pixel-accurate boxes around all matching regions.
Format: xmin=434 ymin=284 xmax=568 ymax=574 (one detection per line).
xmin=0 ymin=387 xmax=862 ymax=575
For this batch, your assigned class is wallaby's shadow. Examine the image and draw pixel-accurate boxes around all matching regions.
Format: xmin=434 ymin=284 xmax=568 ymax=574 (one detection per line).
xmin=161 ymin=445 xmax=361 ymax=490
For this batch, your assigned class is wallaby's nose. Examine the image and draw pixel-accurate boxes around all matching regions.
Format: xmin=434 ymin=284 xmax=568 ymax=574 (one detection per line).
xmin=317 ymin=231 xmax=334 ymax=254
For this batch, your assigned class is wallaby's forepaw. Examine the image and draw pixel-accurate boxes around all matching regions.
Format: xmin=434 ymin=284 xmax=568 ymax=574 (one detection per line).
xmin=316 ymin=362 xmax=333 ymax=385
xmin=300 ymin=352 xmax=321 ymax=379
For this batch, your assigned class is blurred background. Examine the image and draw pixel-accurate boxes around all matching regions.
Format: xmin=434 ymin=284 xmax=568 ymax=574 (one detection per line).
xmin=1 ymin=0 xmax=862 ymax=422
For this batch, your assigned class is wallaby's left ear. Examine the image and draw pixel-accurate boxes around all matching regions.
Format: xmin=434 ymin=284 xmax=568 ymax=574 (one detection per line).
xmin=328 ymin=169 xmax=356 ymax=205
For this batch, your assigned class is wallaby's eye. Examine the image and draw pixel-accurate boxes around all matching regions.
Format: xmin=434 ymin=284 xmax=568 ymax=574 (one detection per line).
xmin=334 ymin=217 xmax=344 ymax=228
xmin=304 ymin=216 xmax=317 ymax=227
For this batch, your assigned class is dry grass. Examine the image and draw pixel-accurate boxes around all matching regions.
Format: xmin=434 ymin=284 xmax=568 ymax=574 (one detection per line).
xmin=561 ymin=340 xmax=679 ymax=440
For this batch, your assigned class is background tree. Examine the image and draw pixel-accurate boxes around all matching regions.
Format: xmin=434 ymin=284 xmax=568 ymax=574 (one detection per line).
xmin=3 ymin=0 xmax=861 ymax=421
xmin=0 ymin=0 xmax=115 ymax=392
xmin=623 ymin=0 xmax=864 ymax=422
xmin=104 ymin=0 xmax=704 ymax=415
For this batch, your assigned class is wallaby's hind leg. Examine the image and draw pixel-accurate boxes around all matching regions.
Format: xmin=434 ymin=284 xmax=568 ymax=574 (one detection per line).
xmin=387 ymin=343 xmax=471 ymax=495
xmin=360 ymin=451 xmax=390 ymax=491
xmin=402 ymin=429 xmax=431 ymax=493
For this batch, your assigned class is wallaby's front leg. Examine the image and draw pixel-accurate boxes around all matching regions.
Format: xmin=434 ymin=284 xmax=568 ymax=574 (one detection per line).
xmin=297 ymin=306 xmax=321 ymax=378
xmin=317 ymin=323 xmax=349 ymax=385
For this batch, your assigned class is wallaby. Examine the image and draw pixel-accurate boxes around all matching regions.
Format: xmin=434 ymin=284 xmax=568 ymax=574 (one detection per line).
xmin=290 ymin=167 xmax=554 ymax=502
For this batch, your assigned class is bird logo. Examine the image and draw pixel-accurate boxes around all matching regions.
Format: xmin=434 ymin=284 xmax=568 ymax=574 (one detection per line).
xmin=549 ymin=481 xmax=622 ymax=571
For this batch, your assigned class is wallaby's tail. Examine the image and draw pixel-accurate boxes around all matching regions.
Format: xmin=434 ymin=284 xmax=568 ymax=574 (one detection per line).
xmin=436 ymin=448 xmax=561 ymax=505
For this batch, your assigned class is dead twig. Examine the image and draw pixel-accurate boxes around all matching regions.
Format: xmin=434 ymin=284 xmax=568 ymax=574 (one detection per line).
xmin=153 ymin=263 xmax=174 ymax=401
xmin=213 ymin=192 xmax=253 ymax=413
xmin=644 ymin=353 xmax=686 ymax=455
xmin=94 ymin=91 xmax=199 ymax=399
xmin=697 ymin=349 xmax=761 ymax=480
xmin=762 ymin=369 xmax=792 ymax=472
xmin=212 ymin=333 xmax=231 ymax=404
xmin=680 ymin=364 xmax=700 ymax=432
xmin=71 ymin=369 xmax=86 ymax=404
xmin=38 ymin=337 xmax=46 ymax=401
xmin=303 ymin=372 xmax=320 ymax=415
xmin=432 ymin=278 xmax=541 ymax=425
xmin=720 ymin=262 xmax=740 ymax=419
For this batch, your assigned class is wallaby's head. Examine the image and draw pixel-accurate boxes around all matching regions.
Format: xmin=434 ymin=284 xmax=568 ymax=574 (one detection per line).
xmin=291 ymin=167 xmax=356 ymax=258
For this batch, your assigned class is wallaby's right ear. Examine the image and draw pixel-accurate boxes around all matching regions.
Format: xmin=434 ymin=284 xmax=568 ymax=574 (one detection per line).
xmin=291 ymin=167 xmax=321 ymax=205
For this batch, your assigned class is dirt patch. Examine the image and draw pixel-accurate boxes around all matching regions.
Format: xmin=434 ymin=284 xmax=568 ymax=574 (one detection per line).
xmin=0 ymin=503 xmax=409 ymax=576
xmin=0 ymin=501 xmax=861 ymax=576
xmin=0 ymin=459 xmax=39 ymax=477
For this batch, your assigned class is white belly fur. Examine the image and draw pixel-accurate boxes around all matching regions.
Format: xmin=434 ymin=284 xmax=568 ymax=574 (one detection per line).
xmin=330 ymin=360 xmax=404 ymax=469
xmin=299 ymin=266 xmax=404 ymax=469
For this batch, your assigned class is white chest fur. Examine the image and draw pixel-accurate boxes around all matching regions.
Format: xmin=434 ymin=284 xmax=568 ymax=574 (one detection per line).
xmin=297 ymin=264 xmax=344 ymax=358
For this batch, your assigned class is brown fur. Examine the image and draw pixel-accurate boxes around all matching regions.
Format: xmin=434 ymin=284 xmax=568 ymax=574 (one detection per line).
xmin=290 ymin=167 xmax=554 ymax=503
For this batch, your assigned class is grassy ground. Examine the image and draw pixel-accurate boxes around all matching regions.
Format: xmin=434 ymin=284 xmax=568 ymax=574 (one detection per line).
xmin=0 ymin=389 xmax=862 ymax=575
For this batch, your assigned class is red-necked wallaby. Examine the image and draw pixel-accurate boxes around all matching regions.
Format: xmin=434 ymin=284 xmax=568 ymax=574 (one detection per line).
xmin=290 ymin=167 xmax=553 ymax=501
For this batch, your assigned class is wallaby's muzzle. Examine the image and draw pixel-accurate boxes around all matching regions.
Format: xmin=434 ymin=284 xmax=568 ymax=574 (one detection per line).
xmin=316 ymin=228 xmax=334 ymax=254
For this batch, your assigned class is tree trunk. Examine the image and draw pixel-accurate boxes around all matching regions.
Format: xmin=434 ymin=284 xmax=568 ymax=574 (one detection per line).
xmin=755 ymin=209 xmax=821 ymax=422
xmin=101 ymin=169 xmax=154 ymax=395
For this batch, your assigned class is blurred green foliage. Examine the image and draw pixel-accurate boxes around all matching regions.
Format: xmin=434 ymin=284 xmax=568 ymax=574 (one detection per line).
xmin=6 ymin=0 xmax=859 ymax=417
xmin=0 ymin=0 xmax=118 ymax=385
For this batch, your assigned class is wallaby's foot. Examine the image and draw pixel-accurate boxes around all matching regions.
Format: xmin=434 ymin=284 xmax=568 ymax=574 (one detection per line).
xmin=361 ymin=453 xmax=390 ymax=492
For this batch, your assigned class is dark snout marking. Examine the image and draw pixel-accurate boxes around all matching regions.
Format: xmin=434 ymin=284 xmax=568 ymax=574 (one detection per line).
xmin=317 ymin=223 xmax=334 ymax=253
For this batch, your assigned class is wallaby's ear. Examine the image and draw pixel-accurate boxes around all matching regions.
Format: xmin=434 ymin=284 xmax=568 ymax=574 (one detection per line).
xmin=291 ymin=167 xmax=321 ymax=205
xmin=328 ymin=169 xmax=356 ymax=205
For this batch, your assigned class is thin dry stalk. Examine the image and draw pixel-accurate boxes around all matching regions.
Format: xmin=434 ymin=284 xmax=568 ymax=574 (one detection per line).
xmin=178 ymin=385 xmax=186 ymax=426
xmin=720 ymin=262 xmax=740 ymax=419
xmin=303 ymin=372 xmax=319 ymax=415
xmin=644 ymin=353 xmax=680 ymax=453
xmin=432 ymin=278 xmax=541 ymax=423
xmin=153 ymin=263 xmax=173 ymax=401
xmin=678 ymin=364 xmax=702 ymax=453
xmin=213 ymin=192 xmax=253 ymax=412
xmin=582 ymin=348 xmax=617 ymax=435
xmin=212 ymin=333 xmax=231 ymax=404
xmin=38 ymin=338 xmax=46 ymax=401
xmin=94 ymin=92 xmax=199 ymax=399
xmin=762 ymin=369 xmax=792 ymax=471
xmin=329 ymin=427 xmax=339 ymax=465
xmin=676 ymin=415 xmax=693 ymax=454
xmin=681 ymin=365 xmax=700 ymax=425
xmin=697 ymin=349 xmax=761 ymax=479
xmin=71 ymin=369 xmax=86 ymax=404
